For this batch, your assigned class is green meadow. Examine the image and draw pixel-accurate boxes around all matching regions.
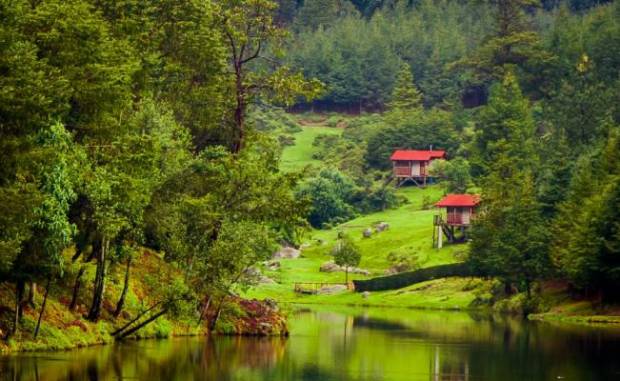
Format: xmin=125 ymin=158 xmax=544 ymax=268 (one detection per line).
xmin=279 ymin=125 xmax=342 ymax=172
xmin=248 ymin=123 xmax=486 ymax=308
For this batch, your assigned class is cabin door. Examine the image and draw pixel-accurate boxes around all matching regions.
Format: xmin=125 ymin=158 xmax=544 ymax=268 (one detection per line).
xmin=420 ymin=162 xmax=426 ymax=176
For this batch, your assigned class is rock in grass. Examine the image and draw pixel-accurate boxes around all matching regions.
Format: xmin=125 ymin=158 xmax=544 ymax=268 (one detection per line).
xmin=319 ymin=261 xmax=370 ymax=276
xmin=375 ymin=222 xmax=390 ymax=232
xmin=320 ymin=261 xmax=341 ymax=272
xmin=273 ymin=246 xmax=300 ymax=259
xmin=318 ymin=284 xmax=348 ymax=294
xmin=363 ymin=228 xmax=372 ymax=238
xmin=265 ymin=260 xmax=281 ymax=271
xmin=362 ymin=291 xmax=371 ymax=299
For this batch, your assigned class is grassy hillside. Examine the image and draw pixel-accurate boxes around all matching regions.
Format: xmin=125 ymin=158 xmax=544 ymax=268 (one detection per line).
xmin=280 ymin=125 xmax=342 ymax=172
xmin=246 ymin=185 xmax=487 ymax=309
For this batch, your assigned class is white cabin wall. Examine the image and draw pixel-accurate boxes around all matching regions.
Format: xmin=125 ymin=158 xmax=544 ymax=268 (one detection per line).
xmin=461 ymin=208 xmax=471 ymax=225
xmin=411 ymin=161 xmax=420 ymax=176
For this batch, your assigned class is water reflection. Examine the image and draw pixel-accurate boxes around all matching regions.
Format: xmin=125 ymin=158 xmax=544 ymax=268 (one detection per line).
xmin=2 ymin=307 xmax=620 ymax=381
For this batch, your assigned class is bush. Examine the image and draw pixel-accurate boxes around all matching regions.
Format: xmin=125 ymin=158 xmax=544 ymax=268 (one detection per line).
xmin=387 ymin=252 xmax=420 ymax=273
xmin=297 ymin=168 xmax=357 ymax=228
xmin=278 ymin=134 xmax=296 ymax=146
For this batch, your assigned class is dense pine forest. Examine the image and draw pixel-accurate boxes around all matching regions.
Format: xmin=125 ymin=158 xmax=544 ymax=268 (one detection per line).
xmin=0 ymin=0 xmax=619 ymax=353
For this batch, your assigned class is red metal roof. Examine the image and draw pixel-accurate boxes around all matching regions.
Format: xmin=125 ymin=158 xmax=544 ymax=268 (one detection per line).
xmin=390 ymin=150 xmax=446 ymax=161
xmin=435 ymin=194 xmax=481 ymax=207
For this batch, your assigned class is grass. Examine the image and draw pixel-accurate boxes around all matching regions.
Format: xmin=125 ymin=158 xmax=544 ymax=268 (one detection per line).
xmin=245 ymin=184 xmax=486 ymax=308
xmin=279 ymin=125 xmax=342 ymax=172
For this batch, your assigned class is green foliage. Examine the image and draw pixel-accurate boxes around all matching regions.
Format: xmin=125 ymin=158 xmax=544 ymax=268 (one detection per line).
xmin=471 ymin=72 xmax=536 ymax=176
xmin=429 ymin=158 xmax=474 ymax=194
xmin=332 ymin=234 xmax=362 ymax=282
xmin=551 ymin=129 xmax=620 ymax=299
xmin=297 ymin=169 xmax=358 ymax=228
xmin=288 ymin=0 xmax=492 ymax=110
xmin=388 ymin=62 xmax=423 ymax=111
xmin=387 ymin=252 xmax=420 ymax=273
xmin=468 ymin=73 xmax=551 ymax=295
xmin=366 ymin=109 xmax=460 ymax=169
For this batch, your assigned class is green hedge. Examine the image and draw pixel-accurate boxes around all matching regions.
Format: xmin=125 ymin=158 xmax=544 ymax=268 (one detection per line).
xmin=353 ymin=262 xmax=474 ymax=292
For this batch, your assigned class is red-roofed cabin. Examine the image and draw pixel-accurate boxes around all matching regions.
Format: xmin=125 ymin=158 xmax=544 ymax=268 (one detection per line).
xmin=390 ymin=150 xmax=445 ymax=186
xmin=433 ymin=194 xmax=480 ymax=248
xmin=435 ymin=194 xmax=480 ymax=226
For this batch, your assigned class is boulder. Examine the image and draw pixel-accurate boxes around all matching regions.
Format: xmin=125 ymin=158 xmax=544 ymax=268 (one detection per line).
xmin=320 ymin=261 xmax=342 ymax=273
xmin=273 ymin=246 xmax=300 ymax=259
xmin=318 ymin=284 xmax=348 ymax=295
xmin=259 ymin=275 xmax=276 ymax=284
xmin=362 ymin=291 xmax=371 ymax=299
xmin=245 ymin=267 xmax=261 ymax=277
xmin=320 ymin=261 xmax=370 ymax=276
xmin=265 ymin=260 xmax=281 ymax=271
xmin=375 ymin=222 xmax=390 ymax=233
xmin=363 ymin=228 xmax=372 ymax=238
xmin=349 ymin=267 xmax=370 ymax=276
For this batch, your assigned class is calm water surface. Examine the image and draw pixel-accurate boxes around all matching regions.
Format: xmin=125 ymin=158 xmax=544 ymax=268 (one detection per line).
xmin=2 ymin=306 xmax=620 ymax=381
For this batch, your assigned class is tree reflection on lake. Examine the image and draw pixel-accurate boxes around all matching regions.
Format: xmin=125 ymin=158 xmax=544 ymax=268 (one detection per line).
xmin=2 ymin=306 xmax=620 ymax=381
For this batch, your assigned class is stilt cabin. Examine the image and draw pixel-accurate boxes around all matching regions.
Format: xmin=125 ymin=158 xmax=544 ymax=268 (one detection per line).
xmin=390 ymin=149 xmax=445 ymax=186
xmin=433 ymin=194 xmax=480 ymax=248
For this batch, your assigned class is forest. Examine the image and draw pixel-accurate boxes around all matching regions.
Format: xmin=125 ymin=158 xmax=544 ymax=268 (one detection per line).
xmin=0 ymin=0 xmax=619 ymax=353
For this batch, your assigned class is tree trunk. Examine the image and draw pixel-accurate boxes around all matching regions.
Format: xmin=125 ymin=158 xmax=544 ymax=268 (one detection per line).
xmin=114 ymin=257 xmax=132 ymax=318
xmin=232 ymin=67 xmax=245 ymax=153
xmin=116 ymin=309 xmax=168 ymax=340
xmin=27 ymin=282 xmax=37 ymax=308
xmin=112 ymin=301 xmax=162 ymax=337
xmin=69 ymin=266 xmax=86 ymax=311
xmin=88 ymin=237 xmax=108 ymax=321
xmin=208 ymin=297 xmax=225 ymax=332
xmin=197 ymin=296 xmax=212 ymax=326
xmin=11 ymin=280 xmax=25 ymax=336
xmin=34 ymin=279 xmax=51 ymax=339
xmin=345 ymin=268 xmax=349 ymax=284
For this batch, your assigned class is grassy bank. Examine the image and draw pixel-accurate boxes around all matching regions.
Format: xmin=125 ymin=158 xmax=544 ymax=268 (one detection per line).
xmin=0 ymin=249 xmax=204 ymax=354
xmin=0 ymin=248 xmax=287 ymax=354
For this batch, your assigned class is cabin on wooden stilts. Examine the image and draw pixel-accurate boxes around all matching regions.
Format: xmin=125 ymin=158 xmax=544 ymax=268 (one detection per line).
xmin=433 ymin=194 xmax=480 ymax=249
xmin=389 ymin=149 xmax=445 ymax=187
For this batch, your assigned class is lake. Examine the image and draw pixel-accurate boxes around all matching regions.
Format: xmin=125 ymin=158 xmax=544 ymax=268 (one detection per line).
xmin=2 ymin=306 xmax=620 ymax=381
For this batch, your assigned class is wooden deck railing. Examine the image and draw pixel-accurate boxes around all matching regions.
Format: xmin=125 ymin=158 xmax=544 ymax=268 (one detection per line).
xmin=393 ymin=167 xmax=411 ymax=177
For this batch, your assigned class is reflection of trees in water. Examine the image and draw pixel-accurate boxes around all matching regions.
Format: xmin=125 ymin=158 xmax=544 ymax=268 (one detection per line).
xmin=430 ymin=346 xmax=470 ymax=381
xmin=199 ymin=336 xmax=287 ymax=380
xmin=4 ymin=311 xmax=620 ymax=381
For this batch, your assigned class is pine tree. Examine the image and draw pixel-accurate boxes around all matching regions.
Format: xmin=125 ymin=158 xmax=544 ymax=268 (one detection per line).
xmin=469 ymin=71 xmax=550 ymax=298
xmin=551 ymin=127 xmax=620 ymax=300
xmin=388 ymin=63 xmax=423 ymax=111
xmin=472 ymin=71 xmax=536 ymax=176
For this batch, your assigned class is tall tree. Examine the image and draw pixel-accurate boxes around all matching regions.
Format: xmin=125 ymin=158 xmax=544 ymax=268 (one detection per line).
xmin=551 ymin=127 xmax=620 ymax=300
xmin=216 ymin=0 xmax=321 ymax=152
xmin=332 ymin=234 xmax=361 ymax=283
xmin=469 ymin=72 xmax=549 ymax=299
xmin=388 ymin=62 xmax=423 ymax=111
xmin=471 ymin=71 xmax=536 ymax=176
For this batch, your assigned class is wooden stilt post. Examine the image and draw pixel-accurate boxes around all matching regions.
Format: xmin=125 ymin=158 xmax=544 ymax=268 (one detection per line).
xmin=437 ymin=226 xmax=443 ymax=249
